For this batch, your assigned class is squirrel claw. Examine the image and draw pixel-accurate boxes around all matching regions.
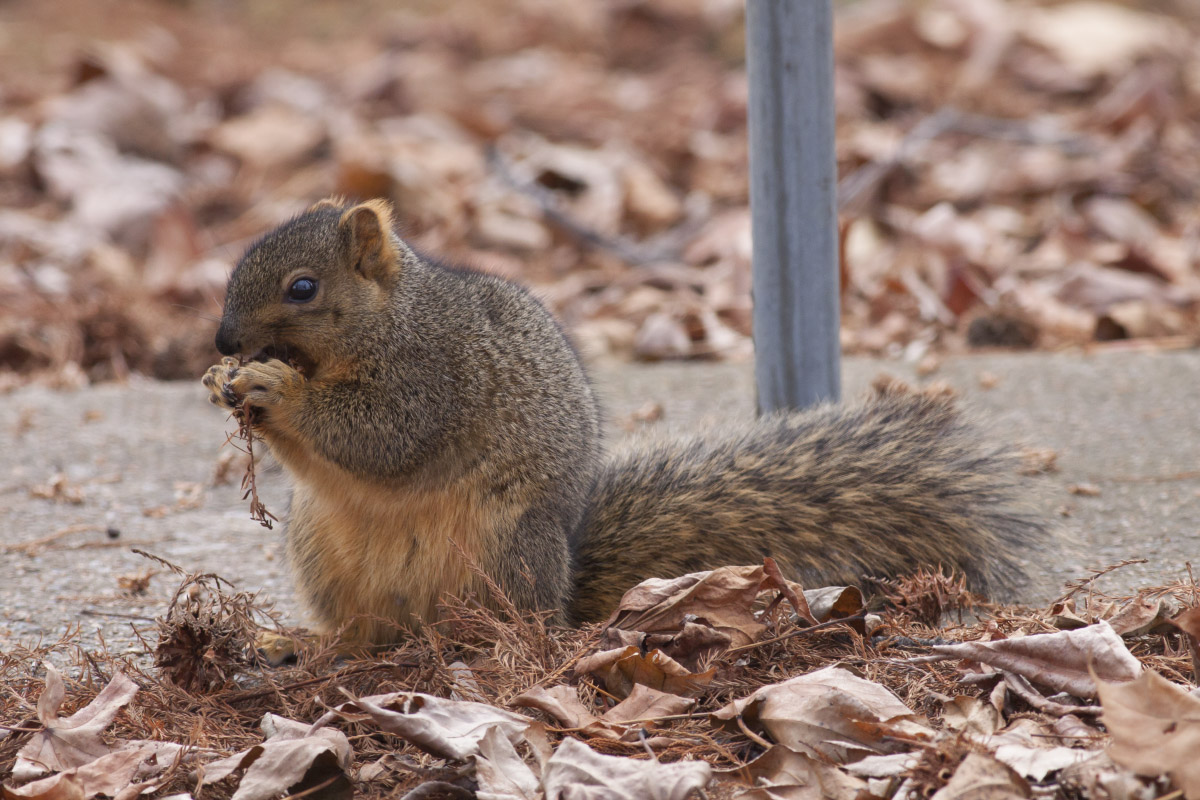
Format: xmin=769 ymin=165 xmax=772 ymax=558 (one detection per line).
xmin=220 ymin=382 xmax=240 ymax=408
xmin=202 ymin=361 xmax=243 ymax=411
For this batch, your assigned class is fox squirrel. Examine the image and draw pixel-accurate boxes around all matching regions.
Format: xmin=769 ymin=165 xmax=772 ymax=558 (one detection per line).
xmin=203 ymin=197 xmax=1043 ymax=644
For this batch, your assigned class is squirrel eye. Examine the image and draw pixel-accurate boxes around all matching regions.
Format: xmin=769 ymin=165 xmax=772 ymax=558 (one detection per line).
xmin=286 ymin=278 xmax=318 ymax=303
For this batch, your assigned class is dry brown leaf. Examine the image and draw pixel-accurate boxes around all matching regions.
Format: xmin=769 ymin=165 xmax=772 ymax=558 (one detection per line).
xmin=15 ymin=664 xmax=139 ymax=781
xmin=201 ymin=714 xmax=352 ymax=800
xmin=843 ymin=752 xmax=919 ymax=779
xmin=719 ymin=745 xmax=867 ymax=800
xmin=941 ymin=695 xmax=1002 ymax=737
xmin=514 ymin=682 xmax=693 ymax=743
xmin=208 ymin=105 xmax=326 ymax=170
xmin=601 ymin=621 xmax=734 ymax=672
xmin=5 ymin=742 xmax=183 ymax=800
xmin=712 ymin=666 xmax=932 ymax=764
xmin=929 ymin=621 xmax=1141 ymax=698
xmin=984 ymin=718 xmax=1099 ymax=781
xmin=1 ymin=774 xmax=85 ymax=800
xmin=603 ymin=564 xmax=812 ymax=649
xmin=802 ymin=586 xmax=864 ymax=623
xmin=474 ymin=726 xmax=539 ymax=800
xmin=313 ymin=691 xmax=528 ymax=761
xmin=930 ymin=752 xmax=1030 ymax=800
xmin=1170 ymin=605 xmax=1200 ymax=679
xmin=1106 ymin=595 xmax=1170 ymax=637
xmin=602 ymin=683 xmax=695 ymax=726
xmin=512 ymin=685 xmax=601 ymax=731
xmin=1096 ymin=667 xmax=1200 ymax=798
xmin=573 ymin=646 xmax=715 ymax=699
xmin=1057 ymin=752 xmax=1156 ymax=800
xmin=540 ymin=736 xmax=711 ymax=800
xmin=1021 ymin=2 xmax=1177 ymax=79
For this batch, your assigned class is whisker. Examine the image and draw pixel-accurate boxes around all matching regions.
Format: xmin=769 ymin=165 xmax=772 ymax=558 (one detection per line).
xmin=170 ymin=303 xmax=222 ymax=324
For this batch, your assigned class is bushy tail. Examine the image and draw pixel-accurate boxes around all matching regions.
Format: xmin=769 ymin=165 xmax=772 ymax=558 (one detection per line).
xmin=567 ymin=383 xmax=1045 ymax=624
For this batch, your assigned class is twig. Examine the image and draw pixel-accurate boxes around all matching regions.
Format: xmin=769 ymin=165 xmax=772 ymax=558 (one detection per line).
xmin=838 ymin=107 xmax=1095 ymax=216
xmin=724 ymin=613 xmax=867 ymax=655
xmin=2 ymin=524 xmax=104 ymax=555
xmin=1055 ymin=559 xmax=1150 ymax=605
xmin=735 ymin=715 xmax=772 ymax=749
xmin=81 ymin=609 xmax=157 ymax=622
xmin=231 ymin=401 xmax=277 ymax=529
xmin=222 ymin=663 xmax=411 ymax=703
xmin=486 ymin=145 xmax=706 ymax=265
xmin=1002 ymin=672 xmax=1102 ymax=717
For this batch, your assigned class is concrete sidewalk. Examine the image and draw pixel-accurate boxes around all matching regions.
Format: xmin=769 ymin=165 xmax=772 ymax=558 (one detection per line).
xmin=2 ymin=349 xmax=1197 ymax=651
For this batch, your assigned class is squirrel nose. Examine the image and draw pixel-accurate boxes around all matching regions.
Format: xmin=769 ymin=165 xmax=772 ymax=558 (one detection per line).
xmin=215 ymin=325 xmax=241 ymax=356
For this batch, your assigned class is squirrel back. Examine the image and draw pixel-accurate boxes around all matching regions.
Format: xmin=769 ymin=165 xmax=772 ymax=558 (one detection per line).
xmin=205 ymin=198 xmax=1043 ymax=643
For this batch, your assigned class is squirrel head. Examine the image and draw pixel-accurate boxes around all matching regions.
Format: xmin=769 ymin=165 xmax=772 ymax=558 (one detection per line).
xmin=215 ymin=198 xmax=406 ymax=375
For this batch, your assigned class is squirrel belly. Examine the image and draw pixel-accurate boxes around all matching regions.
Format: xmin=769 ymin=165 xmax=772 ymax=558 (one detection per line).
xmin=204 ymin=198 xmax=1045 ymax=645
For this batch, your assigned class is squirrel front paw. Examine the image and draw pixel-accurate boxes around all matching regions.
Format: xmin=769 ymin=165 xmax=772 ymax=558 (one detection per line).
xmin=202 ymin=357 xmax=243 ymax=411
xmin=202 ymin=357 xmax=303 ymax=414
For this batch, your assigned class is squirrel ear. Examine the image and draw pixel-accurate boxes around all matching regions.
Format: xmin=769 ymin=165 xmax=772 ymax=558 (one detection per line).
xmin=339 ymin=200 xmax=398 ymax=282
xmin=308 ymin=196 xmax=348 ymax=213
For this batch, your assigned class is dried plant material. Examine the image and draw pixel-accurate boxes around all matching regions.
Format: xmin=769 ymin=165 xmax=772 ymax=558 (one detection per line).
xmin=984 ymin=718 xmax=1098 ymax=781
xmin=603 ymin=563 xmax=814 ymax=650
xmin=1068 ymin=483 xmax=1102 ymax=497
xmin=29 ymin=473 xmax=85 ymax=505
xmin=602 ymin=683 xmax=695 ymax=726
xmin=7 ymin=665 xmax=183 ymax=800
xmin=541 ymin=736 xmax=711 ymax=800
xmin=313 ymin=692 xmax=529 ymax=762
xmin=5 ymin=740 xmax=185 ymax=800
xmin=171 ymin=482 xmax=204 ymax=511
xmin=14 ymin=664 xmax=139 ymax=781
xmin=1170 ymin=606 xmax=1200 ymax=680
xmin=1022 ymin=2 xmax=1178 ymax=79
xmin=927 ymin=622 xmax=1141 ymax=698
xmin=1057 ymin=752 xmax=1158 ymax=800
xmin=574 ymin=646 xmax=716 ymax=699
xmin=1 ymin=564 xmax=1200 ymax=799
xmin=200 ymin=714 xmax=352 ymax=800
xmin=930 ymin=752 xmax=1030 ymax=800
xmin=473 ymin=726 xmax=539 ymax=800
xmin=879 ymin=570 xmax=978 ymax=627
xmin=208 ymin=106 xmax=326 ymax=170
xmin=941 ymin=696 xmax=1002 ymax=737
xmin=1106 ymin=595 xmax=1171 ymax=637
xmin=843 ymin=752 xmax=920 ymax=779
xmin=718 ymin=745 xmax=868 ymax=800
xmin=116 ymin=570 xmax=153 ymax=596
xmin=712 ymin=666 xmax=933 ymax=764
xmin=231 ymin=399 xmax=277 ymax=530
xmin=145 ymin=552 xmax=268 ymax=692
xmin=1 ymin=525 xmax=105 ymax=556
xmin=513 ymin=683 xmax=693 ymax=743
xmin=802 ymin=585 xmax=864 ymax=622
xmin=1096 ymin=667 xmax=1200 ymax=798
xmin=513 ymin=685 xmax=619 ymax=737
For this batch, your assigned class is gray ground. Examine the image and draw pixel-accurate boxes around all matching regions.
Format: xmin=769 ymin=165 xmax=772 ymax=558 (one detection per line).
xmin=2 ymin=350 xmax=1198 ymax=654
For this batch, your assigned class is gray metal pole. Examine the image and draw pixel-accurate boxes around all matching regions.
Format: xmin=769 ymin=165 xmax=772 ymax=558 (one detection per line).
xmin=747 ymin=0 xmax=841 ymax=414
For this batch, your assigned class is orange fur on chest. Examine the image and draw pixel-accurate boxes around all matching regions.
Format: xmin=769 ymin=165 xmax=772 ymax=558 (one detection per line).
xmin=265 ymin=433 xmax=518 ymax=642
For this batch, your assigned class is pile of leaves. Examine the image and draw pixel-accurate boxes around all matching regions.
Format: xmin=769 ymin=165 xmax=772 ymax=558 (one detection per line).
xmin=2 ymin=0 xmax=1199 ymax=386
xmin=1 ymin=557 xmax=1198 ymax=800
